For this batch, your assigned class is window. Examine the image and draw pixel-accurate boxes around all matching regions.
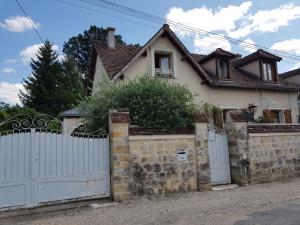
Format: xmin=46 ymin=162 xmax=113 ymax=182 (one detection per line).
xmin=154 ymin=52 xmax=173 ymax=78
xmin=262 ymin=62 xmax=274 ymax=81
xmin=217 ymin=58 xmax=229 ymax=79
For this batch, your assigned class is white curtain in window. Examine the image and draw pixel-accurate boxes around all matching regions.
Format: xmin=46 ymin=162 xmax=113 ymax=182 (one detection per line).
xmin=160 ymin=56 xmax=169 ymax=74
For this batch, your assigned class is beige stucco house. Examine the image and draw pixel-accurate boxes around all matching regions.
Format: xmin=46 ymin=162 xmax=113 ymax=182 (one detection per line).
xmin=87 ymin=24 xmax=300 ymax=125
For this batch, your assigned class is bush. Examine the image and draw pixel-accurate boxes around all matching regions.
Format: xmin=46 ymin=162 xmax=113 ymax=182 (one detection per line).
xmin=78 ymin=75 xmax=198 ymax=131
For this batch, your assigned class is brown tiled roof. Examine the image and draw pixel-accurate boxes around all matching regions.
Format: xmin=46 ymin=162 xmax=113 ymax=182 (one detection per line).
xmin=199 ymin=48 xmax=240 ymax=63
xmin=207 ymin=67 xmax=300 ymax=91
xmin=234 ymin=49 xmax=282 ymax=67
xmin=89 ymin=24 xmax=299 ymax=92
xmin=191 ymin=53 xmax=206 ymax=62
xmin=280 ymin=68 xmax=300 ymax=78
xmin=93 ymin=42 xmax=142 ymax=79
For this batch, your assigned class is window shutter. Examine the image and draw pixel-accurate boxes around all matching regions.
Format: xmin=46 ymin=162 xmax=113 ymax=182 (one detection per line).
xmin=263 ymin=109 xmax=272 ymax=121
xmin=284 ymin=109 xmax=292 ymax=123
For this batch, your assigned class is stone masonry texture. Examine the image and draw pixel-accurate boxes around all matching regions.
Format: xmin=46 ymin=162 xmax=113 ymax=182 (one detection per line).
xmin=109 ymin=111 xmax=212 ymax=201
xmin=225 ymin=114 xmax=300 ymax=185
xmin=128 ymin=136 xmax=197 ymax=196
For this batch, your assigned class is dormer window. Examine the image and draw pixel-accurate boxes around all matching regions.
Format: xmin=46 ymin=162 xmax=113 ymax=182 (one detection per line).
xmin=154 ymin=52 xmax=174 ymax=78
xmin=262 ymin=62 xmax=276 ymax=81
xmin=217 ymin=58 xmax=230 ymax=79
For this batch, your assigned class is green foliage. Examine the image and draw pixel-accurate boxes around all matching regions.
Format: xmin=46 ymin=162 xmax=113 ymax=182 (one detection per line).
xmin=79 ymin=75 xmax=198 ymax=131
xmin=63 ymin=26 xmax=136 ymax=85
xmin=200 ymin=103 xmax=222 ymax=120
xmin=0 ymin=105 xmax=39 ymax=132
xmin=20 ymin=41 xmax=84 ymax=116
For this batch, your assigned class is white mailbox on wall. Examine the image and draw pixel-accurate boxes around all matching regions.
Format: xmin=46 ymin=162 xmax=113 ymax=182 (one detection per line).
xmin=177 ymin=149 xmax=187 ymax=161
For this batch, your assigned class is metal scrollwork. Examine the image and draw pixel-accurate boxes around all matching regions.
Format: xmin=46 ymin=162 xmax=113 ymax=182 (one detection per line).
xmin=71 ymin=120 xmax=107 ymax=138
xmin=0 ymin=114 xmax=63 ymax=131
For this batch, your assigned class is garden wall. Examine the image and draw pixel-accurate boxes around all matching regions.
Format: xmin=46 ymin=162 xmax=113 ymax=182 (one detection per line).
xmin=225 ymin=113 xmax=300 ymax=185
xmin=109 ymin=110 xmax=211 ymax=201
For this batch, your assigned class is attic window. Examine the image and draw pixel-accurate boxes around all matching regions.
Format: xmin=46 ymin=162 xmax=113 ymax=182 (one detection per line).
xmin=262 ymin=62 xmax=276 ymax=81
xmin=217 ymin=58 xmax=230 ymax=79
xmin=154 ymin=52 xmax=174 ymax=78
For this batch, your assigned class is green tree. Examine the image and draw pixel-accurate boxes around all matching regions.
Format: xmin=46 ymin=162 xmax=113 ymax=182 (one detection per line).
xmin=20 ymin=41 xmax=84 ymax=116
xmin=63 ymin=26 xmax=136 ymax=86
xmin=79 ymin=75 xmax=198 ymax=131
xmin=20 ymin=41 xmax=62 ymax=116
xmin=56 ymin=57 xmax=84 ymax=111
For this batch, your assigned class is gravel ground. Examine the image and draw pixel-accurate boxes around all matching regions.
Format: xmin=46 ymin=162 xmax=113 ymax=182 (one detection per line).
xmin=2 ymin=180 xmax=300 ymax=225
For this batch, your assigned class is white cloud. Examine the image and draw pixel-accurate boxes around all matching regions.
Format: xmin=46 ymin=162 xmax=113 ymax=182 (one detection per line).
xmin=0 ymin=16 xmax=40 ymax=32
xmin=230 ymin=3 xmax=300 ymax=38
xmin=239 ymin=38 xmax=257 ymax=53
xmin=194 ymin=34 xmax=231 ymax=54
xmin=19 ymin=43 xmax=59 ymax=64
xmin=292 ymin=62 xmax=300 ymax=70
xmin=3 ymin=59 xmax=17 ymax=64
xmin=0 ymin=82 xmax=24 ymax=105
xmin=166 ymin=2 xmax=252 ymax=36
xmin=1 ymin=68 xmax=16 ymax=74
xmin=270 ymin=39 xmax=300 ymax=55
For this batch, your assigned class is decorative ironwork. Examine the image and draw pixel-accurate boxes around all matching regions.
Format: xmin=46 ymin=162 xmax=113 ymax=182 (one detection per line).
xmin=0 ymin=113 xmax=106 ymax=138
xmin=71 ymin=120 xmax=106 ymax=137
xmin=207 ymin=121 xmax=225 ymax=134
xmin=0 ymin=114 xmax=62 ymax=130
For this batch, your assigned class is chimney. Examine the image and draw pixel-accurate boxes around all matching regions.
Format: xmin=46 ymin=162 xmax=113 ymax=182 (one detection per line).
xmin=107 ymin=27 xmax=115 ymax=49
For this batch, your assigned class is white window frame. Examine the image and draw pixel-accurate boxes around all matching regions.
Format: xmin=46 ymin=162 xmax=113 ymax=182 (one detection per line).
xmin=151 ymin=47 xmax=177 ymax=78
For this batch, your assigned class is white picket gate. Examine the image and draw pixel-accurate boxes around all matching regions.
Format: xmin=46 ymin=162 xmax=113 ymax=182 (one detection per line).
xmin=208 ymin=127 xmax=231 ymax=185
xmin=0 ymin=115 xmax=110 ymax=210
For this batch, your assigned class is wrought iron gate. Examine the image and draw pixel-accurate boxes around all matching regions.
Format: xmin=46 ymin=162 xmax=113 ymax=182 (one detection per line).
xmin=0 ymin=114 xmax=109 ymax=210
xmin=208 ymin=124 xmax=231 ymax=185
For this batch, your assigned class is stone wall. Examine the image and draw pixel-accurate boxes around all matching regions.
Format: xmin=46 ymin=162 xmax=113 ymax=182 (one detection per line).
xmin=225 ymin=112 xmax=300 ymax=185
xmin=248 ymin=132 xmax=300 ymax=183
xmin=109 ymin=110 xmax=210 ymax=201
xmin=128 ymin=135 xmax=197 ymax=195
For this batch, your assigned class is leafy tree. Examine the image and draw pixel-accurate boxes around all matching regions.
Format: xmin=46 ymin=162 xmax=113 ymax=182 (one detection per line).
xmin=79 ymin=75 xmax=198 ymax=131
xmin=63 ymin=26 xmax=136 ymax=85
xmin=20 ymin=41 xmax=84 ymax=116
xmin=56 ymin=57 xmax=85 ymax=112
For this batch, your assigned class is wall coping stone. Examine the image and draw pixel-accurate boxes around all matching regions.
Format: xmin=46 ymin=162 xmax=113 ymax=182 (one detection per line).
xmin=129 ymin=134 xmax=195 ymax=141
xmin=110 ymin=111 xmax=131 ymax=124
xmin=248 ymin=124 xmax=300 ymax=133
xmin=249 ymin=132 xmax=300 ymax=137
xmin=129 ymin=126 xmax=195 ymax=135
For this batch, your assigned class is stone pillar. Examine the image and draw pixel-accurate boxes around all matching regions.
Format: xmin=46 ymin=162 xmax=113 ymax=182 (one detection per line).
xmin=194 ymin=114 xmax=212 ymax=191
xmin=109 ymin=109 xmax=131 ymax=202
xmin=224 ymin=112 xmax=250 ymax=185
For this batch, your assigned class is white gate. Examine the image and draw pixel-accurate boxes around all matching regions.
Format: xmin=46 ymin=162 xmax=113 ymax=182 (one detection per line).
xmin=0 ymin=114 xmax=110 ymax=210
xmin=208 ymin=126 xmax=231 ymax=185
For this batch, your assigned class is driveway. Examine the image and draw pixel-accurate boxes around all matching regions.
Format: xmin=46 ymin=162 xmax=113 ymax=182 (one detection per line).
xmin=1 ymin=180 xmax=300 ymax=225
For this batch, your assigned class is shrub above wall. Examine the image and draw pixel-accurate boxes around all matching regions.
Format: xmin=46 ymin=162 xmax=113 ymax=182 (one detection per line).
xmin=78 ymin=75 xmax=198 ymax=131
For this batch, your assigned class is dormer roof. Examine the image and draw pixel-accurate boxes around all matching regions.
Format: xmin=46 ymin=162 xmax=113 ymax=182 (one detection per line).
xmin=235 ymin=49 xmax=282 ymax=67
xmin=199 ymin=48 xmax=240 ymax=64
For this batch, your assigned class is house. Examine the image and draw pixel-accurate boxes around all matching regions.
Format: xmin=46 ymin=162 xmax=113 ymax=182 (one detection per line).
xmin=280 ymin=68 xmax=300 ymax=122
xmin=280 ymin=68 xmax=300 ymax=84
xmin=87 ymin=24 xmax=300 ymax=124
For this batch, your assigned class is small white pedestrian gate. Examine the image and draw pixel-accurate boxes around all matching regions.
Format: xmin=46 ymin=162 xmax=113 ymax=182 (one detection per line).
xmin=0 ymin=114 xmax=110 ymax=210
xmin=208 ymin=126 xmax=231 ymax=185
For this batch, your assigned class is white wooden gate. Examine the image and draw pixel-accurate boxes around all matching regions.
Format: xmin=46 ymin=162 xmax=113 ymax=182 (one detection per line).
xmin=0 ymin=115 xmax=110 ymax=210
xmin=208 ymin=126 xmax=231 ymax=185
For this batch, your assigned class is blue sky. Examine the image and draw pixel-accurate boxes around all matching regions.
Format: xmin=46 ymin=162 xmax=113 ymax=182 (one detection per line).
xmin=1 ymin=0 xmax=300 ymax=104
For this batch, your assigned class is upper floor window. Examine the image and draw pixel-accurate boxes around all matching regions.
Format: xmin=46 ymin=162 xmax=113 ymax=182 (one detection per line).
xmin=262 ymin=62 xmax=276 ymax=81
xmin=217 ymin=58 xmax=229 ymax=79
xmin=154 ymin=52 xmax=174 ymax=78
